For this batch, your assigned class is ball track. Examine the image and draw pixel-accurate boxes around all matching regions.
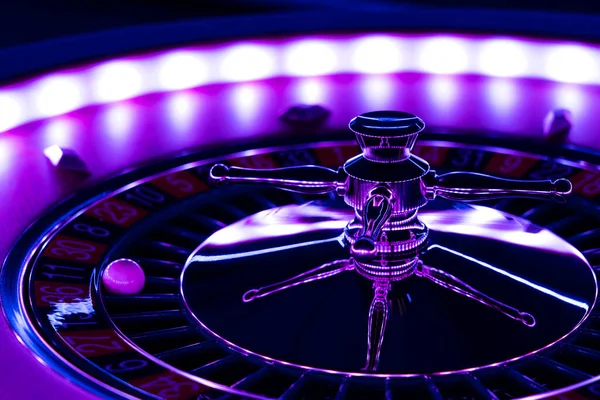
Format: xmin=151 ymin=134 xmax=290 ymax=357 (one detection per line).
xmin=7 ymin=139 xmax=600 ymax=399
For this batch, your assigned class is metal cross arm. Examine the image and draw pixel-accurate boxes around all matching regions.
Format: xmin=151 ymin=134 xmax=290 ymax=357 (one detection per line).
xmin=206 ymin=110 xmax=573 ymax=372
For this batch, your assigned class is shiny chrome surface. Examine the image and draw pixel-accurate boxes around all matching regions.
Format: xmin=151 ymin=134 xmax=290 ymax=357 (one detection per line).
xmin=242 ymin=259 xmax=353 ymax=303
xmin=416 ymin=262 xmax=535 ymax=327
xmin=210 ymin=164 xmax=347 ymax=195
xmin=210 ymin=111 xmax=572 ymax=261
xmin=425 ymin=171 xmax=572 ymax=202
xmin=351 ymin=185 xmax=394 ymax=256
xmin=183 ymin=200 xmax=596 ymax=375
xmin=363 ymin=281 xmax=391 ymax=372
xmin=348 ymin=111 xmax=425 ymax=163
xmin=201 ymin=110 xmax=583 ymax=373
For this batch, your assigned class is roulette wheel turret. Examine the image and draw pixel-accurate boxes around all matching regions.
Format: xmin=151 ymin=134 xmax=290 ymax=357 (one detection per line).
xmin=186 ymin=110 xmax=581 ymax=375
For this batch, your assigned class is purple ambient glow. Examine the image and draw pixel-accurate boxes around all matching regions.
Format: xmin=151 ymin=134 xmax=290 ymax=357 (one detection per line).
xmin=1 ymin=34 xmax=600 ymax=133
xmin=102 ymin=258 xmax=146 ymax=295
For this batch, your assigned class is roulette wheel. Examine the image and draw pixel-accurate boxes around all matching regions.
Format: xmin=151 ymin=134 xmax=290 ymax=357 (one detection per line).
xmin=3 ymin=2 xmax=600 ymax=399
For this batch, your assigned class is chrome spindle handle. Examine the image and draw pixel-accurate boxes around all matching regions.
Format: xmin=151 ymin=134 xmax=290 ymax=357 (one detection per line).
xmin=242 ymin=259 xmax=353 ymax=302
xmin=417 ymin=263 xmax=535 ymax=327
xmin=425 ymin=171 xmax=572 ymax=202
xmin=210 ymin=164 xmax=347 ymax=195
xmin=363 ymin=282 xmax=390 ymax=372
xmin=351 ymin=186 xmax=394 ymax=256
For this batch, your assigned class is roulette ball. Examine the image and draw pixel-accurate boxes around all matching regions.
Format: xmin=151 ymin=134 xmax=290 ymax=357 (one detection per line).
xmin=2 ymin=2 xmax=600 ymax=399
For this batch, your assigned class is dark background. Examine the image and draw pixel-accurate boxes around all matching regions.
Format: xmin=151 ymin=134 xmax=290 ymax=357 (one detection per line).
xmin=3 ymin=0 xmax=600 ymax=83
xmin=2 ymin=0 xmax=600 ymax=48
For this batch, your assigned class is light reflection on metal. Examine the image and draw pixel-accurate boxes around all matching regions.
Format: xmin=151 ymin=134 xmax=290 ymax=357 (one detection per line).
xmin=195 ymin=201 xmax=586 ymax=259
xmin=210 ymin=163 xmax=345 ymax=194
xmin=420 ymin=205 xmax=585 ymax=258
xmin=189 ymin=110 xmax=587 ymax=373
xmin=48 ymin=298 xmax=95 ymax=329
xmin=242 ymin=259 xmax=353 ymax=302
xmin=416 ymin=262 xmax=536 ymax=326
xmin=189 ymin=236 xmax=343 ymax=263
xmin=43 ymin=144 xmax=89 ymax=174
xmin=428 ymin=244 xmax=589 ymax=311
xmin=205 ymin=204 xmax=348 ymax=246
xmin=4 ymin=135 xmax=595 ymax=400
xmin=184 ymin=199 xmax=595 ymax=377
xmin=363 ymin=281 xmax=390 ymax=371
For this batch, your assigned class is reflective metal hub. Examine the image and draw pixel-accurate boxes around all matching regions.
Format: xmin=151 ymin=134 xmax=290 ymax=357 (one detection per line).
xmin=182 ymin=201 xmax=596 ymax=375
xmin=193 ymin=110 xmax=578 ymax=371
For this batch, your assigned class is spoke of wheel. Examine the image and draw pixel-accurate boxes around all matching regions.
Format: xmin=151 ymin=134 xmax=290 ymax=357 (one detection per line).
xmin=242 ymin=259 xmax=353 ymax=302
xmin=363 ymin=281 xmax=390 ymax=372
xmin=416 ymin=262 xmax=535 ymax=327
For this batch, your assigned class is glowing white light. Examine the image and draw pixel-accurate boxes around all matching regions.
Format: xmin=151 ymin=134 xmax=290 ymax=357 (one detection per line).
xmin=351 ymin=36 xmax=402 ymax=73
xmin=2 ymin=34 xmax=600 ymax=135
xmin=283 ymin=40 xmax=338 ymax=77
xmin=233 ymin=84 xmax=259 ymax=108
xmin=92 ymin=61 xmax=144 ymax=102
xmin=359 ymin=75 xmax=396 ymax=109
xmin=102 ymin=103 xmax=136 ymax=138
xmin=158 ymin=51 xmax=209 ymax=90
xmin=43 ymin=144 xmax=64 ymax=166
xmin=32 ymin=75 xmax=84 ymax=118
xmin=485 ymin=78 xmax=518 ymax=113
xmin=220 ymin=44 xmax=276 ymax=82
xmin=551 ymin=84 xmax=585 ymax=111
xmin=418 ymin=37 xmax=469 ymax=74
xmin=191 ymin=236 xmax=341 ymax=262
xmin=0 ymin=137 xmax=14 ymax=173
xmin=427 ymin=75 xmax=460 ymax=111
xmin=429 ymin=244 xmax=589 ymax=311
xmin=0 ymin=91 xmax=24 ymax=132
xmin=210 ymin=223 xmax=344 ymax=246
xmin=478 ymin=40 xmax=529 ymax=77
xmin=545 ymin=45 xmax=599 ymax=84
xmin=48 ymin=298 xmax=94 ymax=328
xmin=231 ymin=84 xmax=266 ymax=125
xmin=165 ymin=91 xmax=200 ymax=132
xmin=44 ymin=118 xmax=77 ymax=145
xmin=295 ymin=78 xmax=327 ymax=104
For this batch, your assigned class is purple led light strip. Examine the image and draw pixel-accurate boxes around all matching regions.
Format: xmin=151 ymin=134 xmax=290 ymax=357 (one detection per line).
xmin=1 ymin=33 xmax=600 ymax=133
